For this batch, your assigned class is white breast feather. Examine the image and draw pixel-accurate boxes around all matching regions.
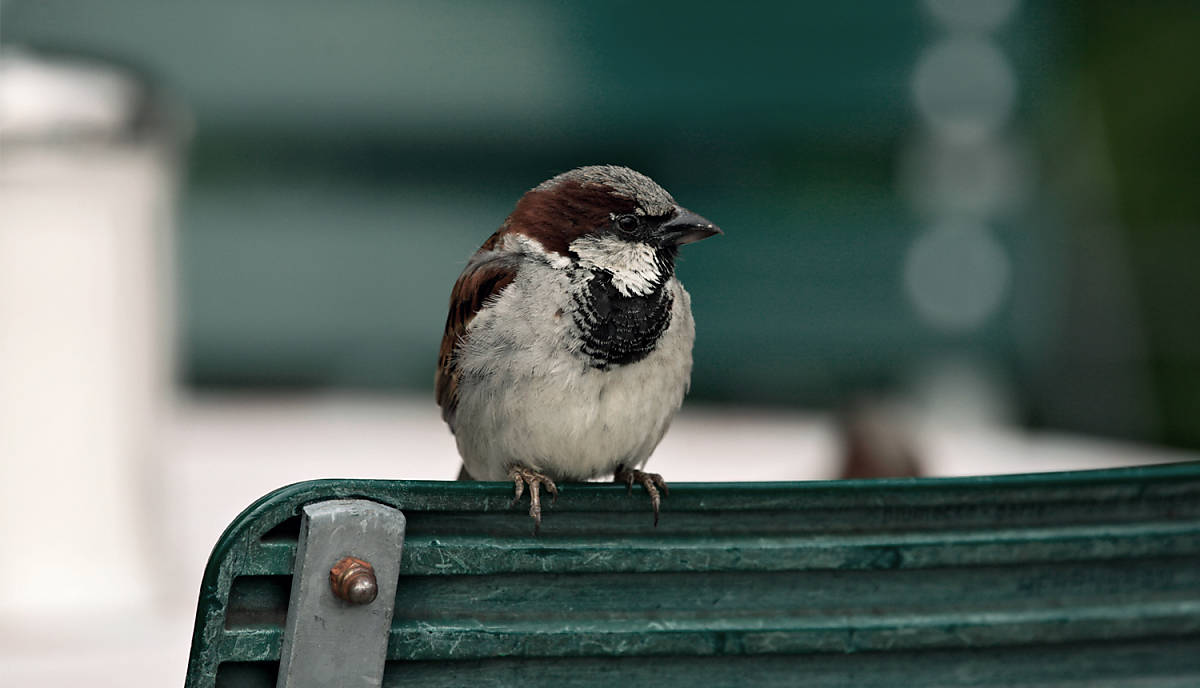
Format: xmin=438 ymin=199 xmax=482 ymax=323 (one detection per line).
xmin=451 ymin=261 xmax=694 ymax=481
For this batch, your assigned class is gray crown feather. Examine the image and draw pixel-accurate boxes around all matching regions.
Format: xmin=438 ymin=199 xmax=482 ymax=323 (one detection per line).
xmin=535 ymin=165 xmax=677 ymax=217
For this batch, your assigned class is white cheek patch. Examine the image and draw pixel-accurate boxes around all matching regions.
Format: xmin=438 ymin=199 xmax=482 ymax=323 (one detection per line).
xmin=503 ymin=233 xmax=571 ymax=269
xmin=569 ymin=235 xmax=663 ymax=296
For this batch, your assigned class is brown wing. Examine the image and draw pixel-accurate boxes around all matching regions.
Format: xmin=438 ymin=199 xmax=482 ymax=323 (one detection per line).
xmin=436 ymin=237 xmax=518 ymax=429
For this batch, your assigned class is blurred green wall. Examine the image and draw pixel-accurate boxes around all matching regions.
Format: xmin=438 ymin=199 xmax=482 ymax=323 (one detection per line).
xmin=1069 ymin=1 xmax=1200 ymax=448
xmin=7 ymin=1 xmax=1196 ymax=448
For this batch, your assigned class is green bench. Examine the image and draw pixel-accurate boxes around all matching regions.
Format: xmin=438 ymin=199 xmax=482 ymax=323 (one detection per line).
xmin=186 ymin=463 xmax=1200 ymax=687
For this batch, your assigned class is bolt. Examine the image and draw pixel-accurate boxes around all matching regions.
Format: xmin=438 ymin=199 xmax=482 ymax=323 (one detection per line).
xmin=329 ymin=556 xmax=378 ymax=605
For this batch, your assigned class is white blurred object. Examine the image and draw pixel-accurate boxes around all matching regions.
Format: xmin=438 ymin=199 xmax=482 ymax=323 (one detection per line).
xmin=924 ymin=0 xmax=1020 ymax=33
xmin=904 ymin=4 xmax=1024 ymax=337
xmin=909 ymin=355 xmax=1017 ymax=428
xmin=0 ymin=50 xmax=183 ymax=618
xmin=912 ymin=36 xmax=1016 ymax=144
xmin=899 ymin=136 xmax=1034 ymax=221
xmin=903 ymin=220 xmax=1011 ymax=332
xmin=0 ymin=49 xmax=142 ymax=139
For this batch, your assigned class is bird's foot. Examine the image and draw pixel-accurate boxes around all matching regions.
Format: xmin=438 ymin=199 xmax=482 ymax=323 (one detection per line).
xmin=614 ymin=464 xmax=670 ymax=526
xmin=508 ymin=465 xmax=559 ymax=532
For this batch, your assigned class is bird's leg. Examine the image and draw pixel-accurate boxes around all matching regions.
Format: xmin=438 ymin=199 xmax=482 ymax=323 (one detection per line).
xmin=614 ymin=464 xmax=670 ymax=526
xmin=507 ymin=465 xmax=559 ymax=532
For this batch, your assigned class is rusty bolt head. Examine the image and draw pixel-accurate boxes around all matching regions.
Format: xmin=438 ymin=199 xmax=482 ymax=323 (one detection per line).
xmin=329 ymin=556 xmax=378 ymax=605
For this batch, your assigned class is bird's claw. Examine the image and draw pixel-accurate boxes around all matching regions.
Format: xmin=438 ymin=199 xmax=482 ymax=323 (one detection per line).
xmin=508 ymin=466 xmax=559 ymax=532
xmin=614 ymin=464 xmax=669 ymax=526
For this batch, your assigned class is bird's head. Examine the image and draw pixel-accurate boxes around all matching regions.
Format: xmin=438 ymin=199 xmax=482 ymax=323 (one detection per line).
xmin=502 ymin=165 xmax=721 ymax=295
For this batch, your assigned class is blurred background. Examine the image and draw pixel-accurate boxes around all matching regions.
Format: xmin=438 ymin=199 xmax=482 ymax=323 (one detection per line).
xmin=2 ymin=0 xmax=1199 ymax=684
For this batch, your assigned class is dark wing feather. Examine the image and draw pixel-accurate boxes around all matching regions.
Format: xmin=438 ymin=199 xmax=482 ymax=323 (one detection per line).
xmin=436 ymin=235 xmax=518 ymax=429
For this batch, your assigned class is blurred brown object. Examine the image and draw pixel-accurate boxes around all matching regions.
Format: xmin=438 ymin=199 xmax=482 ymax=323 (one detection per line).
xmin=839 ymin=397 xmax=922 ymax=479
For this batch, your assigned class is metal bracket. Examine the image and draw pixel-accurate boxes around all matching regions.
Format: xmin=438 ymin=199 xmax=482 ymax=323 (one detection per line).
xmin=277 ymin=499 xmax=406 ymax=688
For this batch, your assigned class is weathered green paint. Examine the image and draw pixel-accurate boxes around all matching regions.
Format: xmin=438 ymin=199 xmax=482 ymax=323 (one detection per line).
xmin=187 ymin=463 xmax=1200 ymax=687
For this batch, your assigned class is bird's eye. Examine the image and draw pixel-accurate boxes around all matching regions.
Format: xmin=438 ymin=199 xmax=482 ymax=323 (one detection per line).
xmin=615 ymin=215 xmax=639 ymax=233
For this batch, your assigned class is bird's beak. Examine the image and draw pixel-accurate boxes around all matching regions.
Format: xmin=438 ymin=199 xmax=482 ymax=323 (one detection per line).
xmin=656 ymin=207 xmax=722 ymax=246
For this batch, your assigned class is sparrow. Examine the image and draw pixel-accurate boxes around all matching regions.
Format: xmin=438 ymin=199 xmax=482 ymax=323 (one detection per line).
xmin=436 ymin=165 xmax=720 ymax=528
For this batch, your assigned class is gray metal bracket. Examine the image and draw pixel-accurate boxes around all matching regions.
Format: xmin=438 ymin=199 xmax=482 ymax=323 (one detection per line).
xmin=277 ymin=499 xmax=406 ymax=688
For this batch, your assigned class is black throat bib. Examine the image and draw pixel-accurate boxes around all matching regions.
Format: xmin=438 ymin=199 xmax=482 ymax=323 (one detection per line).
xmin=572 ymin=269 xmax=674 ymax=370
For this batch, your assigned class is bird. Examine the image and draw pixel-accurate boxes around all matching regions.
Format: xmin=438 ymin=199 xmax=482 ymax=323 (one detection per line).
xmin=436 ymin=165 xmax=720 ymax=529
